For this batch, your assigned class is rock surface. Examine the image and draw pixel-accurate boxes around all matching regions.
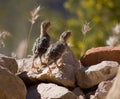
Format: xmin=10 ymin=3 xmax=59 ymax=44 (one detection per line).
xmin=92 ymin=79 xmax=114 ymax=99
xmin=17 ymin=47 xmax=80 ymax=87
xmin=80 ymin=46 xmax=120 ymax=66
xmin=86 ymin=91 xmax=95 ymax=99
xmin=0 ymin=53 xmax=18 ymax=74
xmin=76 ymin=61 xmax=119 ymax=88
xmin=26 ymin=83 xmax=77 ymax=99
xmin=106 ymin=67 xmax=120 ymax=99
xmin=72 ymin=87 xmax=85 ymax=99
xmin=0 ymin=66 xmax=27 ymax=99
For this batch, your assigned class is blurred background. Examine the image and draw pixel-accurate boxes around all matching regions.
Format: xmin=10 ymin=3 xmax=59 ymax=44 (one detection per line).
xmin=0 ymin=0 xmax=120 ymax=58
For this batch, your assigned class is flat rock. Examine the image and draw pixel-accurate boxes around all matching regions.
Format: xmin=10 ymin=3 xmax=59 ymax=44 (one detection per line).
xmin=0 ymin=53 xmax=18 ymax=74
xmin=106 ymin=67 xmax=120 ymax=99
xmin=0 ymin=66 xmax=27 ymax=99
xmin=17 ymin=47 xmax=80 ymax=87
xmin=76 ymin=61 xmax=119 ymax=88
xmin=80 ymin=46 xmax=120 ymax=66
xmin=92 ymin=79 xmax=114 ymax=99
xmin=26 ymin=83 xmax=77 ymax=99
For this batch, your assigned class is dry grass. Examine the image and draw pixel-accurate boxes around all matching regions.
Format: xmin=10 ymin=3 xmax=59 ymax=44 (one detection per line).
xmin=11 ymin=6 xmax=41 ymax=58
xmin=25 ymin=6 xmax=40 ymax=56
xmin=80 ymin=21 xmax=92 ymax=56
xmin=81 ymin=22 xmax=91 ymax=36
xmin=0 ymin=30 xmax=10 ymax=48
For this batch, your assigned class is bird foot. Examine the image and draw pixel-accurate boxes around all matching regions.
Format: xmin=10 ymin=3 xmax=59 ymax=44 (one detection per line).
xmin=31 ymin=64 xmax=39 ymax=72
xmin=56 ymin=64 xmax=64 ymax=69
xmin=47 ymin=70 xmax=52 ymax=77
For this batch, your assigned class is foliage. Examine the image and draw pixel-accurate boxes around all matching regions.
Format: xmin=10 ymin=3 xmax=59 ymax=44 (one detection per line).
xmin=63 ymin=0 xmax=120 ymax=57
xmin=0 ymin=0 xmax=120 ymax=58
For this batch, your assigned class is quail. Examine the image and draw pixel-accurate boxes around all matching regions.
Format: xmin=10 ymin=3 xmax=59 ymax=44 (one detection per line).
xmin=45 ymin=30 xmax=71 ymax=74
xmin=32 ymin=20 xmax=51 ymax=69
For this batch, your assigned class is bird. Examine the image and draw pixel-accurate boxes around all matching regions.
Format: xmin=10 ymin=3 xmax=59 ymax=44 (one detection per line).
xmin=31 ymin=20 xmax=51 ymax=69
xmin=45 ymin=30 xmax=71 ymax=74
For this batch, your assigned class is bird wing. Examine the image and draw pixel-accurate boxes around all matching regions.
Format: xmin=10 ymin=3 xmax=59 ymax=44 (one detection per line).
xmin=32 ymin=36 xmax=49 ymax=55
xmin=37 ymin=36 xmax=49 ymax=49
xmin=47 ymin=42 xmax=65 ymax=58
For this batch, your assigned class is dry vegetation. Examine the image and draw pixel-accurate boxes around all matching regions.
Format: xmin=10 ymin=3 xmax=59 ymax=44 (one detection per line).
xmin=0 ymin=30 xmax=10 ymax=48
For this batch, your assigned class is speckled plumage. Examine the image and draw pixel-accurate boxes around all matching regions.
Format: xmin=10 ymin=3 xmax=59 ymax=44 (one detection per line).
xmin=32 ymin=33 xmax=50 ymax=58
xmin=46 ymin=30 xmax=71 ymax=67
xmin=46 ymin=41 xmax=67 ymax=62
xmin=32 ymin=20 xmax=51 ymax=68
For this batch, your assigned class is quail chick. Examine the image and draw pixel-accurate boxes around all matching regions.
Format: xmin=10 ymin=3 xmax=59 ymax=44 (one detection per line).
xmin=45 ymin=30 xmax=71 ymax=74
xmin=32 ymin=20 xmax=51 ymax=69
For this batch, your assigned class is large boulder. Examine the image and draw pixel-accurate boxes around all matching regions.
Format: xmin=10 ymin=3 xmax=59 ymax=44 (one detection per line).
xmin=76 ymin=61 xmax=119 ymax=88
xmin=92 ymin=79 xmax=114 ymax=99
xmin=17 ymin=47 xmax=80 ymax=87
xmin=0 ymin=53 xmax=18 ymax=74
xmin=106 ymin=67 xmax=120 ymax=99
xmin=0 ymin=66 xmax=27 ymax=99
xmin=80 ymin=46 xmax=120 ymax=66
xmin=26 ymin=83 xmax=77 ymax=99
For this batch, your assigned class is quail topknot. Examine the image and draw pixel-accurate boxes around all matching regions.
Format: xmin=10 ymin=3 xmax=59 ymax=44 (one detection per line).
xmin=32 ymin=20 xmax=51 ymax=69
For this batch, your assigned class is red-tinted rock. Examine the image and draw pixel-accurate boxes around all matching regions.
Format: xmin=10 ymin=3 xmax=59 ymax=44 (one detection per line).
xmin=80 ymin=46 xmax=120 ymax=66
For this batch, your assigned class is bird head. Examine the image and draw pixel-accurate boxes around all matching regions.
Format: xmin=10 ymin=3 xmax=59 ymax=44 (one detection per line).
xmin=41 ymin=20 xmax=51 ymax=33
xmin=60 ymin=30 xmax=71 ymax=42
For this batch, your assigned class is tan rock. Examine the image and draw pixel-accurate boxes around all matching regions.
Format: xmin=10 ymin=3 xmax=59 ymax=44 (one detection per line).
xmin=76 ymin=61 xmax=119 ymax=88
xmin=106 ymin=67 xmax=120 ymax=99
xmin=0 ymin=53 xmax=18 ymax=74
xmin=92 ymin=79 xmax=114 ymax=99
xmin=80 ymin=46 xmax=120 ymax=66
xmin=26 ymin=83 xmax=77 ymax=99
xmin=0 ymin=66 xmax=27 ymax=99
xmin=17 ymin=47 xmax=80 ymax=87
xmin=17 ymin=57 xmax=33 ymax=72
xmin=72 ymin=87 xmax=85 ymax=99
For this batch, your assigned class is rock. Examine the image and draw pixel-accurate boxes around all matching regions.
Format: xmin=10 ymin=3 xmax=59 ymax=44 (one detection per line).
xmin=26 ymin=83 xmax=77 ymax=99
xmin=17 ymin=57 xmax=33 ymax=72
xmin=60 ymin=47 xmax=80 ymax=69
xmin=0 ymin=66 xmax=27 ymax=99
xmin=0 ymin=53 xmax=18 ymax=74
xmin=92 ymin=79 xmax=114 ymax=99
xmin=80 ymin=46 xmax=120 ymax=66
xmin=106 ymin=67 xmax=120 ymax=99
xmin=86 ymin=91 xmax=95 ymax=99
xmin=17 ymin=47 xmax=80 ymax=87
xmin=76 ymin=61 xmax=119 ymax=88
xmin=72 ymin=87 xmax=85 ymax=99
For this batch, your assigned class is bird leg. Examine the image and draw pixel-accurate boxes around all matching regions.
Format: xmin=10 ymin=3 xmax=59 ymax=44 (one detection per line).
xmin=47 ymin=65 xmax=52 ymax=77
xmin=39 ymin=56 xmax=47 ymax=65
xmin=54 ymin=61 xmax=64 ymax=69
xmin=31 ymin=55 xmax=39 ymax=70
